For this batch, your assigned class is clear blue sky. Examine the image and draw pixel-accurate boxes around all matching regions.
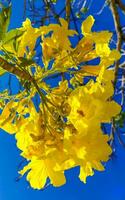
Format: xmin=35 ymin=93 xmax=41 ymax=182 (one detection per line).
xmin=0 ymin=0 xmax=125 ymax=200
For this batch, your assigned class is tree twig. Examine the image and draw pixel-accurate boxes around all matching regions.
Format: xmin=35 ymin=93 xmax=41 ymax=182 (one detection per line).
xmin=110 ymin=0 xmax=125 ymax=148
xmin=66 ymin=0 xmax=71 ymax=26
xmin=0 ymin=57 xmax=33 ymax=81
xmin=110 ymin=0 xmax=122 ymax=79
xmin=116 ymin=0 xmax=125 ymax=12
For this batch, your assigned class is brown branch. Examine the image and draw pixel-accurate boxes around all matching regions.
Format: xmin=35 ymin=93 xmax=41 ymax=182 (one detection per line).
xmin=119 ymin=61 xmax=125 ymax=68
xmin=43 ymin=0 xmax=60 ymax=23
xmin=23 ymin=0 xmax=26 ymax=19
xmin=121 ymin=74 xmax=125 ymax=106
xmin=116 ymin=0 xmax=125 ymax=12
xmin=0 ymin=57 xmax=33 ymax=81
xmin=110 ymin=0 xmax=122 ymax=78
xmin=110 ymin=0 xmax=125 ymax=148
xmin=66 ymin=0 xmax=71 ymax=26
xmin=110 ymin=0 xmax=125 ymax=102
xmin=0 ymin=56 xmax=47 ymax=107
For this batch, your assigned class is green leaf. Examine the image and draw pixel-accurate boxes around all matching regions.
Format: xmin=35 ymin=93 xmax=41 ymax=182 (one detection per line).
xmin=2 ymin=29 xmax=24 ymax=53
xmin=0 ymin=5 xmax=12 ymax=40
xmin=51 ymin=0 xmax=57 ymax=3
xmin=115 ymin=112 xmax=125 ymax=128
xmin=75 ymin=12 xmax=81 ymax=18
xmin=0 ymin=67 xmax=6 ymax=76
xmin=0 ymin=60 xmax=7 ymax=76
xmin=18 ymin=57 xmax=35 ymax=68
xmin=80 ymin=7 xmax=88 ymax=14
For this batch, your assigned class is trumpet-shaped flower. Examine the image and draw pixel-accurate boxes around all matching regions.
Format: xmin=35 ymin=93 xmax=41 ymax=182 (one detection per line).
xmin=64 ymin=124 xmax=112 ymax=183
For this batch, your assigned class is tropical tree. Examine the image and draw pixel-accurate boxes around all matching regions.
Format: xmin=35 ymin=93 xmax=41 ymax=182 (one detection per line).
xmin=0 ymin=0 xmax=125 ymax=190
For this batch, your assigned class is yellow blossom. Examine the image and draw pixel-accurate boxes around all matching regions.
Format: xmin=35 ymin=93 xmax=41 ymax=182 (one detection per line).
xmin=64 ymin=124 xmax=112 ymax=183
xmin=67 ymin=81 xmax=120 ymax=134
xmin=19 ymin=157 xmax=66 ymax=189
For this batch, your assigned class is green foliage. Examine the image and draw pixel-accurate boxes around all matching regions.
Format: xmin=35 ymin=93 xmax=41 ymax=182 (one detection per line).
xmin=115 ymin=112 xmax=125 ymax=128
xmin=75 ymin=7 xmax=88 ymax=18
xmin=0 ymin=67 xmax=6 ymax=76
xmin=80 ymin=7 xmax=88 ymax=14
xmin=51 ymin=0 xmax=57 ymax=3
xmin=0 ymin=55 xmax=9 ymax=76
xmin=18 ymin=57 xmax=35 ymax=68
xmin=0 ymin=5 xmax=11 ymax=40
xmin=2 ymin=29 xmax=23 ymax=52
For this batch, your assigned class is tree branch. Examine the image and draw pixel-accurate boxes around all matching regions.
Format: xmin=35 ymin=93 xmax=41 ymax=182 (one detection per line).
xmin=110 ymin=0 xmax=122 ymax=79
xmin=110 ymin=0 xmax=125 ymax=148
xmin=116 ymin=0 xmax=125 ymax=12
xmin=0 ymin=57 xmax=33 ymax=81
xmin=66 ymin=0 xmax=71 ymax=26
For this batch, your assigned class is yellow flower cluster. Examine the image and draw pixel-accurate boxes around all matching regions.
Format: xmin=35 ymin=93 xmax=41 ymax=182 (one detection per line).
xmin=0 ymin=15 xmax=121 ymax=189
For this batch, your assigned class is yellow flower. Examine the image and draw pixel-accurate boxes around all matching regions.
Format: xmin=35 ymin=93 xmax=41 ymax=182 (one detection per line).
xmin=19 ymin=157 xmax=66 ymax=189
xmin=0 ymin=101 xmax=18 ymax=134
xmin=67 ymin=81 xmax=120 ymax=134
xmin=17 ymin=19 xmax=50 ymax=57
xmin=41 ymin=37 xmax=59 ymax=66
xmin=81 ymin=15 xmax=112 ymax=44
xmin=64 ymin=124 xmax=112 ymax=183
xmin=80 ymin=15 xmax=121 ymax=65
xmin=49 ymin=18 xmax=77 ymax=50
xmin=88 ymin=68 xmax=115 ymax=100
xmin=81 ymin=15 xmax=95 ymax=36
xmin=15 ymin=102 xmax=44 ymax=152
xmin=17 ymin=19 xmax=41 ymax=57
xmin=41 ymin=18 xmax=77 ymax=67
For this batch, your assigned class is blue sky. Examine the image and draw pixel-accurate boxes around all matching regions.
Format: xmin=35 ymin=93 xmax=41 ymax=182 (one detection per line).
xmin=0 ymin=0 xmax=125 ymax=200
